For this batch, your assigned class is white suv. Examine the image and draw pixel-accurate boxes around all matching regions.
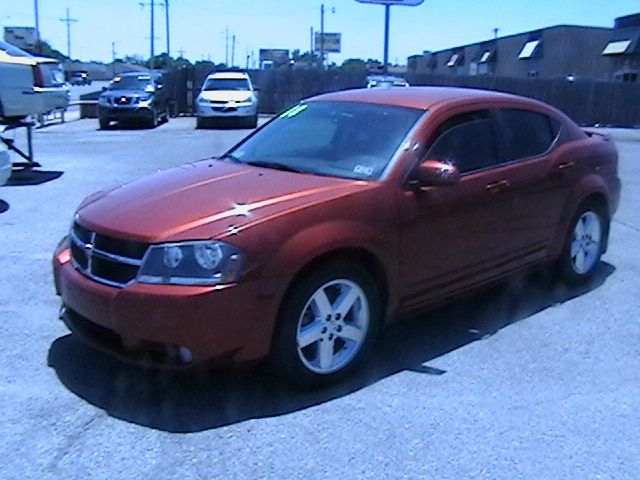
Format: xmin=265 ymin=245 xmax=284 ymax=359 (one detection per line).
xmin=196 ymin=71 xmax=258 ymax=128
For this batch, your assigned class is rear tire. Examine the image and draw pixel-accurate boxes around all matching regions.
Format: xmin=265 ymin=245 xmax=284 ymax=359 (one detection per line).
xmin=270 ymin=260 xmax=381 ymax=387
xmin=558 ymin=201 xmax=607 ymax=284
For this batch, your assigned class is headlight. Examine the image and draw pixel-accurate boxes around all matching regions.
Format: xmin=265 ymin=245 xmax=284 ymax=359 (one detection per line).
xmin=98 ymin=95 xmax=111 ymax=106
xmin=197 ymin=96 xmax=210 ymax=105
xmin=137 ymin=240 xmax=245 ymax=286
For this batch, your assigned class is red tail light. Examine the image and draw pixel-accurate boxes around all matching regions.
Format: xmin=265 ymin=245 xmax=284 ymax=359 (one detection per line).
xmin=32 ymin=65 xmax=44 ymax=88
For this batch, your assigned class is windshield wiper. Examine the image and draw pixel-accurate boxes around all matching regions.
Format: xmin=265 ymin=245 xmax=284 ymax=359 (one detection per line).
xmin=244 ymin=160 xmax=302 ymax=173
xmin=219 ymin=153 xmax=242 ymax=163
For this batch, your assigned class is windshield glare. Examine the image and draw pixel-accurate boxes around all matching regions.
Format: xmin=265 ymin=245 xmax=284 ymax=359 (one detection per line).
xmin=204 ymin=78 xmax=251 ymax=91
xmin=230 ymin=101 xmax=423 ymax=180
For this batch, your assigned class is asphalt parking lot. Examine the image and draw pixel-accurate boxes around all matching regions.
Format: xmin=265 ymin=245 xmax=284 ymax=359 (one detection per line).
xmin=0 ymin=117 xmax=639 ymax=480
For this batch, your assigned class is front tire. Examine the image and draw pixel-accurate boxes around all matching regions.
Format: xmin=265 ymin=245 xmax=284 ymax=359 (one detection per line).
xmin=559 ymin=202 xmax=607 ymax=284
xmin=98 ymin=117 xmax=110 ymax=130
xmin=147 ymin=108 xmax=158 ymax=128
xmin=271 ymin=261 xmax=381 ymax=386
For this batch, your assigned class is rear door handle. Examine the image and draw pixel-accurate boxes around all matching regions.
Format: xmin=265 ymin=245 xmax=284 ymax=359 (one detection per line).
xmin=485 ymin=180 xmax=510 ymax=194
xmin=557 ymin=161 xmax=575 ymax=171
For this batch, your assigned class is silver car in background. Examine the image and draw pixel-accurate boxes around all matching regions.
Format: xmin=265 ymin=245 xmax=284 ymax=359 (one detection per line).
xmin=196 ymin=71 xmax=258 ymax=128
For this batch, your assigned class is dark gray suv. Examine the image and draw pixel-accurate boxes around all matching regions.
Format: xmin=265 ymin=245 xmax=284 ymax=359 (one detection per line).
xmin=97 ymin=72 xmax=169 ymax=129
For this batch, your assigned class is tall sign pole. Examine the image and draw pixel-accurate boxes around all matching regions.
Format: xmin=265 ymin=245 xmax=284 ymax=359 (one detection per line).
xmin=34 ymin=0 xmax=41 ymax=53
xmin=383 ymin=4 xmax=390 ymax=72
xmin=355 ymin=0 xmax=425 ymax=72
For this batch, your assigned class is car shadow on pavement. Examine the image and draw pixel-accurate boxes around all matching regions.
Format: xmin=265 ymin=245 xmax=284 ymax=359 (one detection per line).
xmin=0 ymin=199 xmax=9 ymax=213
xmin=47 ymin=263 xmax=615 ymax=433
xmin=6 ymin=169 xmax=64 ymax=186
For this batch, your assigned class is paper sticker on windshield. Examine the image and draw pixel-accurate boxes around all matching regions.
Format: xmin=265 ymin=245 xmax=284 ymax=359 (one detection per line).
xmin=280 ymin=104 xmax=308 ymax=119
xmin=354 ymin=165 xmax=374 ymax=176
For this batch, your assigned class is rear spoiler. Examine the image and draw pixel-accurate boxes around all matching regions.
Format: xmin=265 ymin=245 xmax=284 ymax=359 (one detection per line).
xmin=582 ymin=128 xmax=612 ymax=141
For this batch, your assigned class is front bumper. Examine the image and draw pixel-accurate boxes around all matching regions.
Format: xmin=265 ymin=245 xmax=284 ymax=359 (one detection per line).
xmin=53 ymin=247 xmax=285 ymax=368
xmin=98 ymin=105 xmax=154 ymax=121
xmin=196 ymin=103 xmax=257 ymax=119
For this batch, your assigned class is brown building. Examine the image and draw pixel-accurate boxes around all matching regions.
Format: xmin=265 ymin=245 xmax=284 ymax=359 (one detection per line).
xmin=408 ymin=13 xmax=640 ymax=82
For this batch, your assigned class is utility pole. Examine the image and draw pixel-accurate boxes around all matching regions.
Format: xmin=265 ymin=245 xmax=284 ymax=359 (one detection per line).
xmin=150 ymin=0 xmax=155 ymax=67
xmin=34 ymin=0 xmax=41 ymax=53
xmin=111 ymin=41 xmax=117 ymax=63
xmin=310 ymin=26 xmax=314 ymax=54
xmin=225 ymin=26 xmax=230 ymax=66
xmin=231 ymin=34 xmax=236 ymax=68
xmin=164 ymin=0 xmax=170 ymax=56
xmin=59 ymin=8 xmax=78 ymax=59
xmin=320 ymin=4 xmax=325 ymax=68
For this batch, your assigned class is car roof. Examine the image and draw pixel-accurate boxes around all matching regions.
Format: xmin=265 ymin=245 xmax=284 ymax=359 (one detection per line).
xmin=208 ymin=71 xmax=250 ymax=80
xmin=309 ymin=86 xmax=530 ymax=111
xmin=116 ymin=71 xmax=161 ymax=78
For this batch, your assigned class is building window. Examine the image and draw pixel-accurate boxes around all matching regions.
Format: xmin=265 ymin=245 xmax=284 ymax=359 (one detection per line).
xmin=479 ymin=50 xmax=492 ymax=63
xmin=602 ymin=39 xmax=632 ymax=55
xmin=447 ymin=53 xmax=462 ymax=67
xmin=519 ymin=40 xmax=541 ymax=59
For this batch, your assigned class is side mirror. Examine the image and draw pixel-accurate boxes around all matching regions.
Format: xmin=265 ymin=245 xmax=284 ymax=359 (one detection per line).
xmin=102 ymin=86 xmax=107 ymax=92
xmin=414 ymin=159 xmax=460 ymax=188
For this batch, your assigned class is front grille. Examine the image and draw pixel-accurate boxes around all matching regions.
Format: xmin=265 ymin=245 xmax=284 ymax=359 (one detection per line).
xmin=70 ymin=222 xmax=149 ymax=288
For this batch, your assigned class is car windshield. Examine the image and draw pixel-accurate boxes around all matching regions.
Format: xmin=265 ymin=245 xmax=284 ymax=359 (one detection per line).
xmin=204 ymin=78 xmax=250 ymax=91
xmin=228 ymin=101 xmax=423 ymax=181
xmin=109 ymin=76 xmax=153 ymax=90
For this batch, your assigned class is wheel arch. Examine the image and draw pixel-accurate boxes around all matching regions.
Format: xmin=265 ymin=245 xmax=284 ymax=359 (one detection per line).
xmin=280 ymin=247 xmax=389 ymax=320
xmin=550 ymin=174 xmax=613 ymax=259
xmin=269 ymin=247 xmax=391 ymax=355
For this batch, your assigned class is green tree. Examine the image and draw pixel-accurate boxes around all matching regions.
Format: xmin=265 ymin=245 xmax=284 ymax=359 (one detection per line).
xmin=340 ymin=58 xmax=367 ymax=71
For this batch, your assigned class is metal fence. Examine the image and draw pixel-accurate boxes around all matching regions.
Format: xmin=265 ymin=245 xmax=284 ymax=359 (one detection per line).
xmin=163 ymin=68 xmax=640 ymax=127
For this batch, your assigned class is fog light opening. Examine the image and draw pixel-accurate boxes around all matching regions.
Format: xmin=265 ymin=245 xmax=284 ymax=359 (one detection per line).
xmin=178 ymin=346 xmax=193 ymax=364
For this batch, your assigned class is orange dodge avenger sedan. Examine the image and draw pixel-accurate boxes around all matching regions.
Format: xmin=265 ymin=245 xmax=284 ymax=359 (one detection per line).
xmin=53 ymin=87 xmax=621 ymax=385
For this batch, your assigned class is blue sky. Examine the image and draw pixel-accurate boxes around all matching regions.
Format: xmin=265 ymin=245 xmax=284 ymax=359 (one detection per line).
xmin=1 ymin=0 xmax=638 ymax=65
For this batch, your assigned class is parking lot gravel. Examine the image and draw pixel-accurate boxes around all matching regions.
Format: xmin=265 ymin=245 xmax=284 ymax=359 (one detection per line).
xmin=0 ymin=118 xmax=638 ymax=480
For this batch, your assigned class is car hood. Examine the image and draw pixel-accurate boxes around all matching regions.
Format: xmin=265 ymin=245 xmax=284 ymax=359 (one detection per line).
xmin=76 ymin=160 xmax=372 ymax=243
xmin=200 ymin=90 xmax=253 ymax=103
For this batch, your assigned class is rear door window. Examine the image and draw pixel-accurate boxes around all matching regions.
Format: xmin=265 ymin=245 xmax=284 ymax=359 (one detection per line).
xmin=498 ymin=109 xmax=558 ymax=161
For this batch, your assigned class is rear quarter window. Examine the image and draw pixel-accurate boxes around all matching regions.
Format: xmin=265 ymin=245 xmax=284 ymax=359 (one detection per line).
xmin=499 ymin=109 xmax=559 ymax=161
